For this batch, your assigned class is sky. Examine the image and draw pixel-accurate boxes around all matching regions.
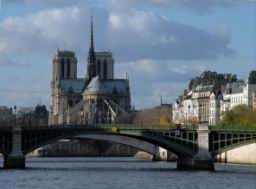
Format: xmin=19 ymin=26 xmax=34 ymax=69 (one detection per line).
xmin=0 ymin=0 xmax=255 ymax=110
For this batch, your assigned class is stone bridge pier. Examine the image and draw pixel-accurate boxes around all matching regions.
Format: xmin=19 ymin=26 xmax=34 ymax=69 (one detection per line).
xmin=4 ymin=128 xmax=25 ymax=169
xmin=177 ymin=124 xmax=214 ymax=171
xmin=152 ymin=147 xmax=175 ymax=161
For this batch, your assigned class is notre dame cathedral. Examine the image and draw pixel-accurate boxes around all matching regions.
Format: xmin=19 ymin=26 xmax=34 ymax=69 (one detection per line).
xmin=49 ymin=17 xmax=131 ymax=125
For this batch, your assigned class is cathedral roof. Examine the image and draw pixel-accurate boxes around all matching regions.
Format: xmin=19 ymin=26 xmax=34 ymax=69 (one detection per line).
xmin=83 ymin=76 xmax=129 ymax=95
xmin=60 ymin=79 xmax=84 ymax=94
xmin=85 ymin=76 xmax=106 ymax=93
xmin=101 ymin=79 xmax=129 ymax=94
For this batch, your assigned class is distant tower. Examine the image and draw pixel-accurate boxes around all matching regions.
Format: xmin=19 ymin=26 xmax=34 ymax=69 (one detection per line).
xmin=50 ymin=49 xmax=78 ymax=125
xmin=95 ymin=51 xmax=114 ymax=80
xmin=85 ymin=15 xmax=114 ymax=81
xmin=52 ymin=49 xmax=78 ymax=80
xmin=86 ymin=15 xmax=97 ymax=82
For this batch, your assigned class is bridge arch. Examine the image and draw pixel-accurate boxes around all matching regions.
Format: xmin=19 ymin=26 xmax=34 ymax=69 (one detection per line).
xmin=74 ymin=134 xmax=158 ymax=155
xmin=24 ymin=134 xmax=159 ymax=156
xmin=0 ymin=150 xmax=8 ymax=156
xmin=22 ymin=131 xmax=194 ymax=158
xmin=212 ymin=140 xmax=256 ymax=156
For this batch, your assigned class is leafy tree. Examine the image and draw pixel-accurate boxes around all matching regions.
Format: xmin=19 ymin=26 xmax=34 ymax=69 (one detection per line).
xmin=217 ymin=105 xmax=256 ymax=129
xmin=187 ymin=116 xmax=198 ymax=127
xmin=159 ymin=116 xmax=171 ymax=125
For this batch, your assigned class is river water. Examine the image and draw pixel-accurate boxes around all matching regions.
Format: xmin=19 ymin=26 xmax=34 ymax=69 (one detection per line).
xmin=0 ymin=157 xmax=255 ymax=189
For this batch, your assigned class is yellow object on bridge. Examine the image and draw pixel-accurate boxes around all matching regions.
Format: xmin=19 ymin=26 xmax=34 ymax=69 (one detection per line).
xmin=111 ymin=127 xmax=119 ymax=133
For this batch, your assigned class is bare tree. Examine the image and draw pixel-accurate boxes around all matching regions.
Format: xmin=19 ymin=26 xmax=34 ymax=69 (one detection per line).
xmin=17 ymin=107 xmax=34 ymax=118
xmin=16 ymin=107 xmax=34 ymax=127
xmin=0 ymin=106 xmax=13 ymax=127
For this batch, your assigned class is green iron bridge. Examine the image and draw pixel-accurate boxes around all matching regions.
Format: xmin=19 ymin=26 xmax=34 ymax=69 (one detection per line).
xmin=0 ymin=124 xmax=255 ymax=170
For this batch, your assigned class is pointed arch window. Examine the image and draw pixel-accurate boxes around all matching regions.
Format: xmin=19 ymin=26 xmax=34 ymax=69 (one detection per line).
xmin=103 ymin=59 xmax=107 ymax=79
xmin=68 ymin=87 xmax=73 ymax=94
xmin=68 ymin=100 xmax=73 ymax=107
xmin=97 ymin=59 xmax=101 ymax=77
xmin=67 ymin=58 xmax=71 ymax=78
xmin=61 ymin=58 xmax=65 ymax=78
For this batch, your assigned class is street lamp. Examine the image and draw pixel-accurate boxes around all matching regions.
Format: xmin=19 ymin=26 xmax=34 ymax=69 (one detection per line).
xmin=9 ymin=107 xmax=13 ymax=127
xmin=9 ymin=105 xmax=17 ymax=127
xmin=14 ymin=105 xmax=17 ymax=127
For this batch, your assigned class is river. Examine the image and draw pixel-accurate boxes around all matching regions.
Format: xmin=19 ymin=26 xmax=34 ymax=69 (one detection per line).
xmin=0 ymin=157 xmax=255 ymax=189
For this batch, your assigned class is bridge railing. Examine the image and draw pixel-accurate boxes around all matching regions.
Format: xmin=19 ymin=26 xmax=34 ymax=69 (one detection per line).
xmin=7 ymin=124 xmax=256 ymax=132
xmin=19 ymin=124 xmax=197 ymax=131
xmin=96 ymin=124 xmax=198 ymax=131
xmin=100 ymin=124 xmax=176 ymax=130
xmin=209 ymin=126 xmax=256 ymax=132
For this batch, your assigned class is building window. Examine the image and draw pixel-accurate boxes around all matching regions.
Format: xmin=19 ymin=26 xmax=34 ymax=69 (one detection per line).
xmin=68 ymin=100 xmax=73 ymax=107
xmin=112 ymin=87 xmax=118 ymax=94
xmin=103 ymin=59 xmax=107 ymax=79
xmin=97 ymin=60 xmax=101 ymax=77
xmin=67 ymin=58 xmax=71 ymax=78
xmin=61 ymin=58 xmax=65 ymax=78
xmin=68 ymin=87 xmax=73 ymax=93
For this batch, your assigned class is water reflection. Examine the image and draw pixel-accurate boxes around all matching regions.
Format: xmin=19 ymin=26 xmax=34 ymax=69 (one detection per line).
xmin=0 ymin=157 xmax=255 ymax=189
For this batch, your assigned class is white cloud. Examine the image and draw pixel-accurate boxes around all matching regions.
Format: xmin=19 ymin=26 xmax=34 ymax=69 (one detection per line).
xmin=108 ymin=10 xmax=235 ymax=61
xmin=7 ymin=0 xmax=92 ymax=6
xmin=0 ymin=2 xmax=246 ymax=108
xmin=0 ymin=75 xmax=50 ymax=107
xmin=132 ymin=59 xmax=160 ymax=75
xmin=115 ymin=59 xmax=208 ymax=108
xmin=169 ymin=64 xmax=208 ymax=75
xmin=0 ymin=5 xmax=235 ymax=61
xmin=0 ymin=6 xmax=84 ymax=54
xmin=0 ymin=57 xmax=30 ymax=67
xmin=110 ymin=0 xmax=255 ymax=13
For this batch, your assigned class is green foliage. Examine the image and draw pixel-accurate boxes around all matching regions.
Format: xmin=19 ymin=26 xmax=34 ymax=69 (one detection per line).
xmin=216 ymin=105 xmax=256 ymax=129
xmin=159 ymin=116 xmax=172 ymax=125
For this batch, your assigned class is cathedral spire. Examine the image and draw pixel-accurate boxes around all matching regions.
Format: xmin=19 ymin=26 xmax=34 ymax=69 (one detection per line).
xmin=87 ymin=13 xmax=97 ymax=82
xmin=90 ymin=14 xmax=95 ymax=52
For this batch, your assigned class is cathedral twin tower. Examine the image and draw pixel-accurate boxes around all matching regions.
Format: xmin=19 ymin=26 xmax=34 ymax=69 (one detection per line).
xmin=52 ymin=17 xmax=113 ymax=82
xmin=49 ymin=17 xmax=131 ymax=125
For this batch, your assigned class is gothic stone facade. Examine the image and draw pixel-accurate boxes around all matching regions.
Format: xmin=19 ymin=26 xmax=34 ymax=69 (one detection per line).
xmin=49 ymin=20 xmax=131 ymax=125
